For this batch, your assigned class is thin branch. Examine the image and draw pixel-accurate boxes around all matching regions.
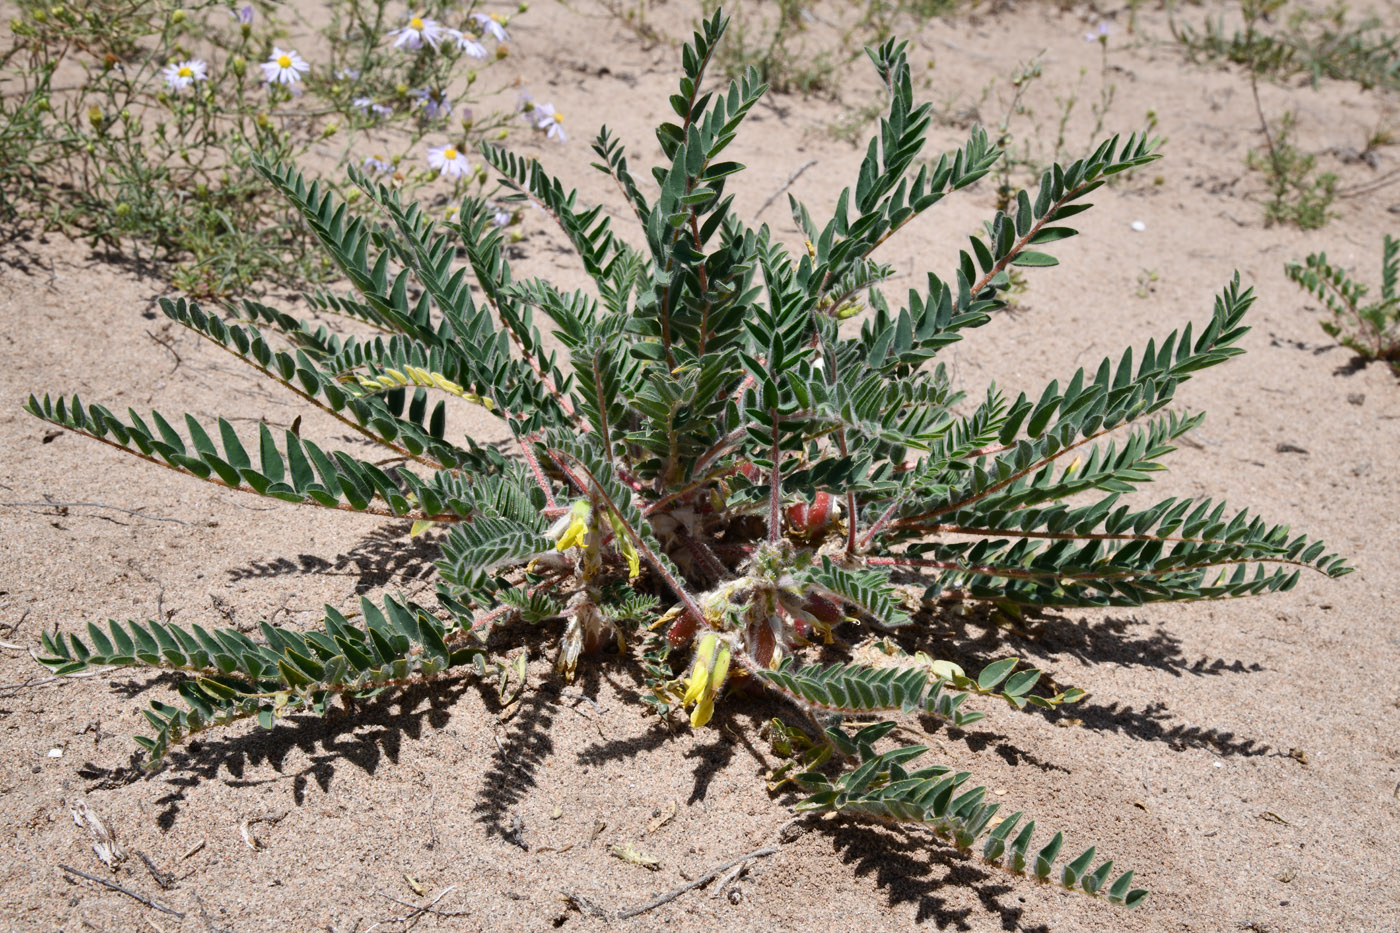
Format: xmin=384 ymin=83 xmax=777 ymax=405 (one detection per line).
xmin=768 ymin=410 xmax=783 ymax=545
xmin=890 ymin=424 xmax=1119 ymax=529
xmin=368 ymin=885 xmax=467 ymax=931
xmin=914 ymin=523 xmax=1265 ymax=548
xmin=550 ymin=446 xmax=706 ymax=624
xmin=58 ymin=864 xmax=186 ymax=919
xmin=617 ymin=847 xmax=779 ymax=919
xmin=1 ymin=499 xmax=192 ymax=525
xmin=169 ymin=314 xmax=445 ymax=470
xmin=752 ymin=158 xmax=818 ymax=221
xmin=868 ymin=553 xmax=1326 ymax=581
xmin=41 ymin=423 xmax=469 ymax=524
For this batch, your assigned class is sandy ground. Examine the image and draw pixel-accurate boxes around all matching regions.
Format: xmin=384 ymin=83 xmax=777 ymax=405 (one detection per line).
xmin=3 ymin=1 xmax=1400 ymax=930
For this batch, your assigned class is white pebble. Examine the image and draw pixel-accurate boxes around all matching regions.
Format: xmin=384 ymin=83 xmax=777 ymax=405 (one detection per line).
xmin=47 ymin=748 xmax=63 ymax=758
xmin=1130 ymin=221 xmax=1147 ymax=232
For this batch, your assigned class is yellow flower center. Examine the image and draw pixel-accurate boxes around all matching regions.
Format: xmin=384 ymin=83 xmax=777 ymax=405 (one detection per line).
xmin=443 ymin=147 xmax=457 ymax=160
xmin=490 ymin=12 xmax=502 ymax=21
xmin=553 ymin=112 xmax=563 ymax=122
xmin=409 ymin=16 xmax=423 ymax=29
xmin=276 ymin=54 xmax=292 ymax=68
xmin=177 ymin=65 xmax=193 ymax=78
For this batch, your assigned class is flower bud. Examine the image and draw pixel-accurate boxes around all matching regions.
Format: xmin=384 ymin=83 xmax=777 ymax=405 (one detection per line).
xmin=87 ymin=104 xmax=102 ymax=129
xmin=114 ymin=202 xmax=131 ymax=218
xmin=240 ymin=21 xmax=251 ymax=37
xmin=320 ymin=120 xmax=339 ymax=139
xmin=255 ymin=112 xmax=270 ymax=130
xmin=170 ymin=8 xmax=185 ymax=24
xmin=395 ymin=82 xmax=409 ymax=97
xmin=495 ymin=44 xmax=508 ymax=59
xmin=230 ymin=55 xmax=246 ymax=76
xmin=517 ymin=2 xmax=528 ymax=10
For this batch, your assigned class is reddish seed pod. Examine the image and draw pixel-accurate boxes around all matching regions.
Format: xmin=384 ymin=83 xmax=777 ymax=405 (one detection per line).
xmin=786 ymin=492 xmax=836 ymax=538
xmin=802 ymin=593 xmax=842 ymax=625
xmin=666 ymin=610 xmax=698 ymax=648
xmin=751 ymin=623 xmax=776 ymax=669
xmin=580 ymin=624 xmax=610 ymax=655
xmin=733 ymin=460 xmax=761 ymax=482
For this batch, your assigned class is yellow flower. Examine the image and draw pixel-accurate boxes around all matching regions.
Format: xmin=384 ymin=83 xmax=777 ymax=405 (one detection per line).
xmin=554 ymin=500 xmax=591 ymax=553
xmin=605 ymin=511 xmax=641 ymax=578
xmin=682 ymin=660 xmax=707 ymax=706
xmin=681 ymin=634 xmax=730 ymax=728
xmin=690 ymin=694 xmax=715 ymax=728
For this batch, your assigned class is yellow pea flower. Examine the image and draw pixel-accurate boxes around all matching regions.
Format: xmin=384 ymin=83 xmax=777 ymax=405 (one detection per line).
xmin=554 ymin=500 xmax=591 ymax=553
xmin=681 ymin=634 xmax=730 ymax=728
xmin=605 ymin=511 xmax=641 ymax=579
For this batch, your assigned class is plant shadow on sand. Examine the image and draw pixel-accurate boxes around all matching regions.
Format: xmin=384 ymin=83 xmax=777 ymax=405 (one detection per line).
xmin=74 ymin=601 xmax=1277 ymax=842
xmin=824 ymin=821 xmax=1052 ymax=932
xmin=897 ymin=607 xmax=1275 ymax=758
xmin=226 ymin=523 xmax=441 ymax=593
xmin=77 ymin=676 xmax=473 ymax=829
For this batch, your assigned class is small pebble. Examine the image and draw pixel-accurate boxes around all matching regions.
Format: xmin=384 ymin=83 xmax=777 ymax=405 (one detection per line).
xmin=1130 ymin=221 xmax=1146 ymax=232
xmin=47 ymin=748 xmax=63 ymax=758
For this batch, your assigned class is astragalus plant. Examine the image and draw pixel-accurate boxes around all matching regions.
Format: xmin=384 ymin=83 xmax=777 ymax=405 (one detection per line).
xmin=28 ymin=12 xmax=1348 ymax=908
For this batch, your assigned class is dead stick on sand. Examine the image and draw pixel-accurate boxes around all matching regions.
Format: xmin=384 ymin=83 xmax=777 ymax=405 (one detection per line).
xmin=0 ymin=675 xmax=76 ymax=697
xmin=365 ymin=885 xmax=465 ymax=931
xmin=58 ymin=863 xmax=186 ymax=919
xmin=616 ymin=846 xmax=779 ymax=919
xmin=752 ymin=159 xmax=819 ymax=221
xmin=1 ymin=500 xmax=191 ymax=525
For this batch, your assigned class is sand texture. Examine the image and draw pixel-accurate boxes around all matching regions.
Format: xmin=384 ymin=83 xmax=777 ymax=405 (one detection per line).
xmin=2 ymin=1 xmax=1399 ymax=930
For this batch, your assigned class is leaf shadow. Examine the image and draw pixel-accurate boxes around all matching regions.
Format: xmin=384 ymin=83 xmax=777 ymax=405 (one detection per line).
xmin=823 ymin=821 xmax=1051 ymax=931
xmin=132 ymin=676 xmax=471 ymax=830
xmin=930 ymin=610 xmax=1264 ymax=680
xmin=1043 ymin=699 xmax=1271 ymax=757
xmin=472 ymin=680 xmax=559 ymax=845
xmin=874 ymin=606 xmax=1273 ymax=758
xmin=225 ymin=523 xmax=440 ymax=593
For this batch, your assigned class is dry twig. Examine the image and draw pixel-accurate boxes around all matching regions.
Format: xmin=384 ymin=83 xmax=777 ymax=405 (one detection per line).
xmin=617 ymin=845 xmax=779 ymax=919
xmin=58 ymin=863 xmax=186 ymax=919
xmin=365 ymin=885 xmax=465 ymax=931
xmin=752 ymin=158 xmax=819 ymax=220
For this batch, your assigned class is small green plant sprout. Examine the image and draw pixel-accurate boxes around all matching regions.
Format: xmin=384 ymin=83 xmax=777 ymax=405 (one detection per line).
xmin=1136 ymin=267 xmax=1160 ymax=298
xmin=1286 ymin=234 xmax=1400 ymax=371
xmin=26 ymin=11 xmax=1349 ymax=908
xmin=1246 ymin=111 xmax=1338 ymax=230
xmin=1174 ymin=0 xmax=1400 ymax=92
